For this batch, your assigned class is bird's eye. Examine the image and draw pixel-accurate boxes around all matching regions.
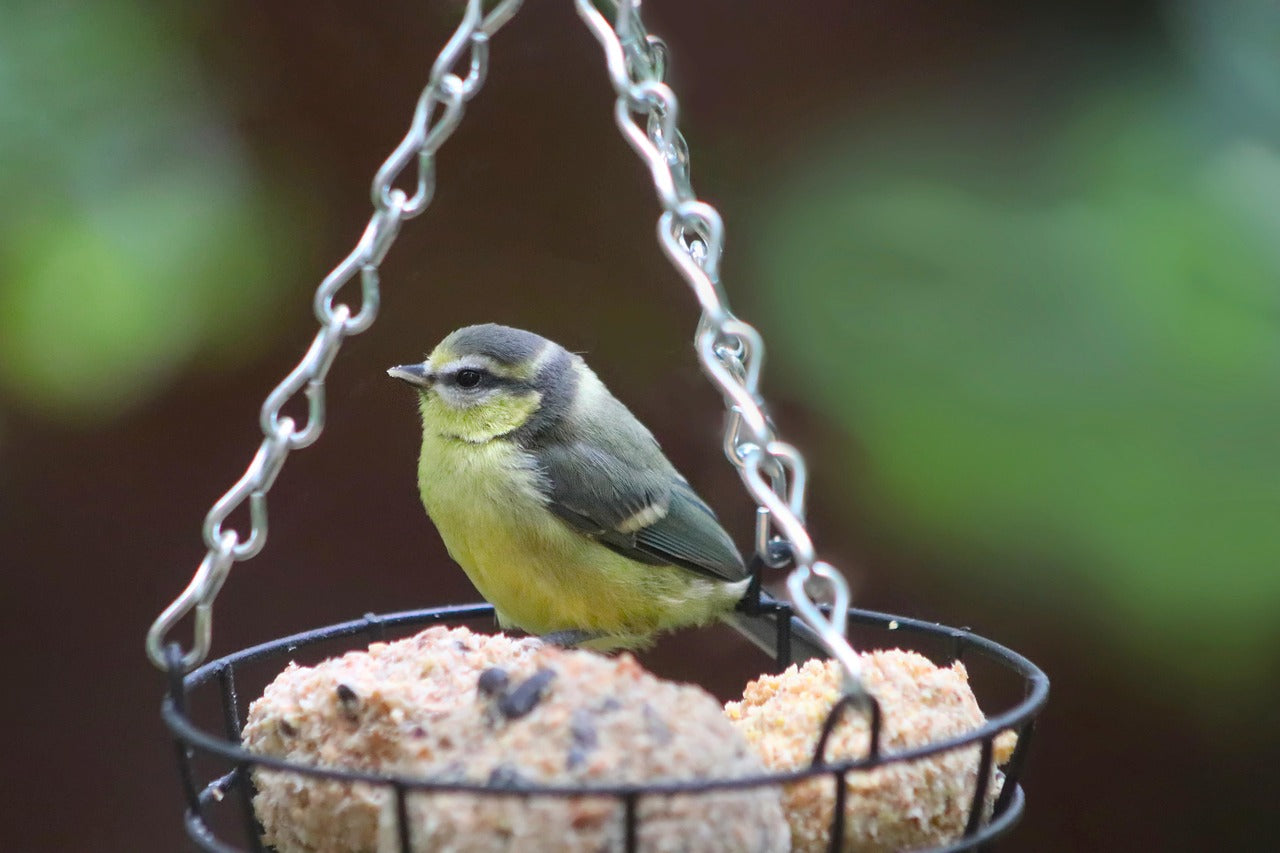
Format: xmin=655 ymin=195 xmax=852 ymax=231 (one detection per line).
xmin=455 ymin=369 xmax=483 ymax=389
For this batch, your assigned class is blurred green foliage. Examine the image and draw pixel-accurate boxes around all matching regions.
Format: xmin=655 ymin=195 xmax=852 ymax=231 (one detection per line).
xmin=0 ymin=2 xmax=296 ymax=421
xmin=753 ymin=39 xmax=1280 ymax=698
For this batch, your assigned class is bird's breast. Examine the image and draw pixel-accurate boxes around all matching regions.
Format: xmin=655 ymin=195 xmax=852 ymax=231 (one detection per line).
xmin=415 ymin=431 xmax=742 ymax=641
xmin=417 ymin=434 xmax=548 ymax=569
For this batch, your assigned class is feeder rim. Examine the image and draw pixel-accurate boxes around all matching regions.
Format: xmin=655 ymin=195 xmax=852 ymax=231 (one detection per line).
xmin=164 ymin=602 xmax=1048 ymax=799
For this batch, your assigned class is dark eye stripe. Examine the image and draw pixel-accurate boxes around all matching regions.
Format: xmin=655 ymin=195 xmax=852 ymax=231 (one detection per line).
xmin=442 ymin=365 xmax=538 ymax=394
xmin=444 ymin=367 xmax=489 ymax=389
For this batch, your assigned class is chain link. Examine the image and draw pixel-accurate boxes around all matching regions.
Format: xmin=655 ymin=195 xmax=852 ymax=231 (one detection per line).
xmin=576 ymin=0 xmax=865 ymax=693
xmin=146 ymin=0 xmax=525 ymax=671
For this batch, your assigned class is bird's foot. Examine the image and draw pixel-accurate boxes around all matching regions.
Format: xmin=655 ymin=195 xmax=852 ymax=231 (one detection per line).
xmin=539 ymin=629 xmax=601 ymax=648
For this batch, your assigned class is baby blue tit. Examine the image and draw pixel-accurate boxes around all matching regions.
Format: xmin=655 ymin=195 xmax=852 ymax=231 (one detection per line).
xmin=388 ymin=323 xmax=750 ymax=649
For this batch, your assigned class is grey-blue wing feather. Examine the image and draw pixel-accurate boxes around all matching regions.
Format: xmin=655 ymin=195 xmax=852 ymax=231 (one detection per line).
xmin=632 ymin=480 xmax=746 ymax=581
xmin=533 ymin=441 xmax=746 ymax=583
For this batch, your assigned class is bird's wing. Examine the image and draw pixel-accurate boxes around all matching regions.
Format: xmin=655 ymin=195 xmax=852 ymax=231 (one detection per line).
xmin=532 ymin=439 xmax=747 ymax=583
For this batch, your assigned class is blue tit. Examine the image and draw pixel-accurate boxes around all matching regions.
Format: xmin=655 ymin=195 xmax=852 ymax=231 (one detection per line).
xmin=389 ymin=323 xmax=749 ymax=648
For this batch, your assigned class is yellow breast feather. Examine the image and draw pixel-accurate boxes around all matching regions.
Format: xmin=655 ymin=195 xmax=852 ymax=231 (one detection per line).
xmin=417 ymin=430 xmax=744 ymax=647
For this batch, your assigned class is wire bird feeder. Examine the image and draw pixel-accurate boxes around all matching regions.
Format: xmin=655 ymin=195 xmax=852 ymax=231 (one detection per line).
xmin=147 ymin=2 xmax=1048 ymax=851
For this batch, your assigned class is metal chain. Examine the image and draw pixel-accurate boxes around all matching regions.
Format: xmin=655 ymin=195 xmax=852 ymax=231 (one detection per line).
xmin=146 ymin=0 xmax=525 ymax=672
xmin=147 ymin=0 xmax=862 ymax=694
xmin=575 ymin=0 xmax=865 ymax=694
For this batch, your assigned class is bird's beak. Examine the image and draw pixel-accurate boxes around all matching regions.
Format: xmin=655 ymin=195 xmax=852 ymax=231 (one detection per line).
xmin=387 ymin=363 xmax=434 ymax=388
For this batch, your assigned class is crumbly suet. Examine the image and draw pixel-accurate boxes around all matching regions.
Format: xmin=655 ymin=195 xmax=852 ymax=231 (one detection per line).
xmin=242 ymin=626 xmax=787 ymax=853
xmin=724 ymin=651 xmax=1018 ymax=853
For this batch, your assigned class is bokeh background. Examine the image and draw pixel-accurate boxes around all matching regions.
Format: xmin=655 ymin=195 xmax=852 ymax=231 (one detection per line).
xmin=3 ymin=0 xmax=1278 ymax=849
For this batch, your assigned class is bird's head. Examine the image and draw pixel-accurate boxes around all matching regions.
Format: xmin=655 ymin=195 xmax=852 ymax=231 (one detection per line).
xmin=388 ymin=323 xmax=577 ymax=443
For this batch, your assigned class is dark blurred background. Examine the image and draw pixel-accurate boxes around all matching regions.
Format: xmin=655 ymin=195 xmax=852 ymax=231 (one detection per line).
xmin=3 ymin=0 xmax=1278 ymax=850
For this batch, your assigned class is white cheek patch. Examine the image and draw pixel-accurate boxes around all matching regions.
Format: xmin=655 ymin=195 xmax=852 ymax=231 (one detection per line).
xmin=436 ymin=384 xmax=499 ymax=410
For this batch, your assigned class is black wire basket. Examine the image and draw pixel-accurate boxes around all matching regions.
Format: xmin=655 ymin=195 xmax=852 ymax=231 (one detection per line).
xmin=162 ymin=589 xmax=1048 ymax=853
xmin=152 ymin=6 xmax=1049 ymax=849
